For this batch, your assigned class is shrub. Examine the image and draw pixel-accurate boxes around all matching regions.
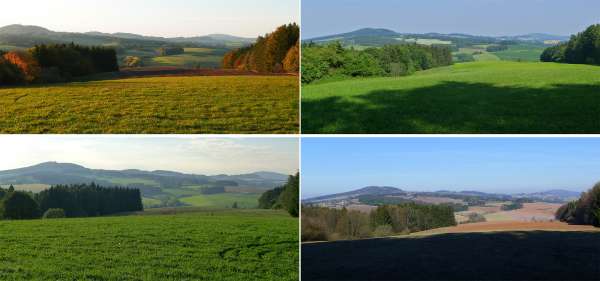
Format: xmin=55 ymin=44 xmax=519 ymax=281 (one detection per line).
xmin=501 ymin=201 xmax=523 ymax=211
xmin=464 ymin=212 xmax=487 ymax=224
xmin=301 ymin=215 xmax=328 ymax=241
xmin=0 ymin=57 xmax=25 ymax=85
xmin=258 ymin=186 xmax=285 ymax=209
xmin=556 ymin=182 xmax=600 ymax=227
xmin=372 ymin=224 xmax=394 ymax=237
xmin=278 ymin=173 xmax=299 ymax=217
xmin=283 ymin=41 xmax=299 ymax=72
xmin=42 ymin=208 xmax=66 ymax=219
xmin=123 ymin=56 xmax=144 ymax=67
xmin=3 ymin=51 xmax=41 ymax=82
xmin=0 ymin=191 xmax=39 ymax=220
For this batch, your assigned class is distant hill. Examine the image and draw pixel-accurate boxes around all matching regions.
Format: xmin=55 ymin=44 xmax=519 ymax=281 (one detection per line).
xmin=304 ymin=186 xmax=404 ymax=203
xmin=514 ymin=189 xmax=582 ymax=203
xmin=304 ymin=185 xmax=581 ymax=205
xmin=304 ymin=27 xmax=569 ymax=47
xmin=0 ymin=24 xmax=254 ymax=49
xmin=0 ymin=162 xmax=288 ymax=191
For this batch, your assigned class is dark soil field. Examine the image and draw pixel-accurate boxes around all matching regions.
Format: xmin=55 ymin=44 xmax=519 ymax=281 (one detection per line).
xmin=302 ymin=226 xmax=600 ymax=281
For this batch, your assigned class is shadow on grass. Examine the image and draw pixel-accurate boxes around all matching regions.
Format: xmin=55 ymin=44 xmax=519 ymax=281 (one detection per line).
xmin=301 ymin=81 xmax=600 ymax=133
xmin=301 ymin=231 xmax=600 ymax=281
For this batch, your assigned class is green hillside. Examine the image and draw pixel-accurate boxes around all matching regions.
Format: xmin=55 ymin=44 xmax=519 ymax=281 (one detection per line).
xmin=0 ymin=75 xmax=299 ymax=134
xmin=302 ymin=61 xmax=600 ymax=133
xmin=0 ymin=209 xmax=298 ymax=280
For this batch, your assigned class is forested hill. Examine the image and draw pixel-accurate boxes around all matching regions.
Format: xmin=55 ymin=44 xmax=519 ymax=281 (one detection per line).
xmin=0 ymin=162 xmax=288 ymax=189
xmin=305 ymin=27 xmax=569 ymax=47
xmin=0 ymin=24 xmax=254 ymax=49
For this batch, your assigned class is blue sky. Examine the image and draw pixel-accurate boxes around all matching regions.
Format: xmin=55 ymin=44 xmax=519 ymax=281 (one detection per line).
xmin=1 ymin=0 xmax=298 ymax=37
xmin=302 ymin=0 xmax=600 ymax=39
xmin=301 ymin=138 xmax=600 ymax=198
xmin=0 ymin=136 xmax=298 ymax=175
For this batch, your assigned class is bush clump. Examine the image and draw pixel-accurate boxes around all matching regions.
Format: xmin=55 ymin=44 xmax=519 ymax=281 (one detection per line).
xmin=42 ymin=208 xmax=66 ymax=219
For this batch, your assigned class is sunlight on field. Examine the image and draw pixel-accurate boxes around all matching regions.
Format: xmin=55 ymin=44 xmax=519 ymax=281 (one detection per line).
xmin=0 ymin=75 xmax=299 ymax=134
xmin=302 ymin=61 xmax=600 ymax=133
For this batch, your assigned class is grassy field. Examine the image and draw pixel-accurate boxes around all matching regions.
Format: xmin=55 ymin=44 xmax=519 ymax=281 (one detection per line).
xmin=302 ymin=61 xmax=600 ymax=133
xmin=146 ymin=48 xmax=228 ymax=69
xmin=302 ymin=227 xmax=600 ymax=280
xmin=180 ymin=193 xmax=260 ymax=209
xmin=0 ymin=75 xmax=299 ymax=133
xmin=0 ymin=209 xmax=298 ymax=281
xmin=493 ymin=44 xmax=545 ymax=62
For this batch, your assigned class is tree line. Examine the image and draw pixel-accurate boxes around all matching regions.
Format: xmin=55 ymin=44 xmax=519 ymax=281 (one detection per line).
xmin=541 ymin=24 xmax=600 ymax=65
xmin=222 ymin=23 xmax=299 ymax=73
xmin=158 ymin=47 xmax=185 ymax=56
xmin=302 ymin=202 xmax=456 ymax=241
xmin=555 ymin=182 xmax=600 ymax=227
xmin=258 ymin=172 xmax=299 ymax=217
xmin=0 ymin=183 xmax=143 ymax=220
xmin=302 ymin=41 xmax=453 ymax=84
xmin=0 ymin=43 xmax=118 ymax=85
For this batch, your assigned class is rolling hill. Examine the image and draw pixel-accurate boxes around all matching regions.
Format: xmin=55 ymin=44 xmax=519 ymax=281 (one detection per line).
xmin=304 ymin=185 xmax=582 ymax=205
xmin=305 ymin=27 xmax=567 ymax=46
xmin=0 ymin=162 xmax=289 ymax=209
xmin=0 ymin=24 xmax=254 ymax=49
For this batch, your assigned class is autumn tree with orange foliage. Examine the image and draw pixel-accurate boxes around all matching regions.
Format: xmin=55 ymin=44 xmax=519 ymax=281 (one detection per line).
xmin=2 ymin=51 xmax=41 ymax=82
xmin=283 ymin=41 xmax=299 ymax=72
xmin=222 ymin=23 xmax=299 ymax=73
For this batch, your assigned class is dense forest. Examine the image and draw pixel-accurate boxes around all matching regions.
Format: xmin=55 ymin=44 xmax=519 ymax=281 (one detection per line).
xmin=258 ymin=173 xmax=299 ymax=217
xmin=301 ymin=41 xmax=453 ymax=84
xmin=0 ymin=43 xmax=118 ymax=85
xmin=222 ymin=23 xmax=299 ymax=73
xmin=556 ymin=183 xmax=600 ymax=227
xmin=302 ymin=202 xmax=456 ymax=241
xmin=0 ymin=183 xmax=142 ymax=220
xmin=541 ymin=24 xmax=600 ymax=65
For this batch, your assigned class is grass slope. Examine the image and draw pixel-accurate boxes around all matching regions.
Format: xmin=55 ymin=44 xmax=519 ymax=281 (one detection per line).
xmin=302 ymin=61 xmax=600 ymax=133
xmin=302 ymin=229 xmax=600 ymax=280
xmin=0 ymin=209 xmax=298 ymax=281
xmin=0 ymin=76 xmax=298 ymax=133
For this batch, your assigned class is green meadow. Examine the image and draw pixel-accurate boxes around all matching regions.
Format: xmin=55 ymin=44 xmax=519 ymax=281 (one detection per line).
xmin=302 ymin=61 xmax=600 ymax=133
xmin=0 ymin=209 xmax=298 ymax=281
xmin=0 ymin=75 xmax=299 ymax=134
xmin=180 ymin=193 xmax=260 ymax=209
xmin=144 ymin=47 xmax=229 ymax=68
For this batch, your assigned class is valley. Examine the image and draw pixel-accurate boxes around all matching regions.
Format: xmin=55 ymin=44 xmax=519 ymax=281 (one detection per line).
xmin=0 ymin=162 xmax=289 ymax=209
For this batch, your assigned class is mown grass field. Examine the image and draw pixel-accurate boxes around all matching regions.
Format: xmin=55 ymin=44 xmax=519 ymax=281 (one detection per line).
xmin=0 ymin=75 xmax=299 ymax=133
xmin=0 ymin=209 xmax=298 ymax=281
xmin=302 ymin=61 xmax=600 ymax=133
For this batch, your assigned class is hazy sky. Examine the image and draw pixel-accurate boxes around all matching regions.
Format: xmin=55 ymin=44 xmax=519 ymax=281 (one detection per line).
xmin=302 ymin=138 xmax=600 ymax=198
xmin=0 ymin=136 xmax=298 ymax=175
xmin=0 ymin=0 xmax=298 ymax=37
xmin=303 ymin=0 xmax=600 ymax=39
